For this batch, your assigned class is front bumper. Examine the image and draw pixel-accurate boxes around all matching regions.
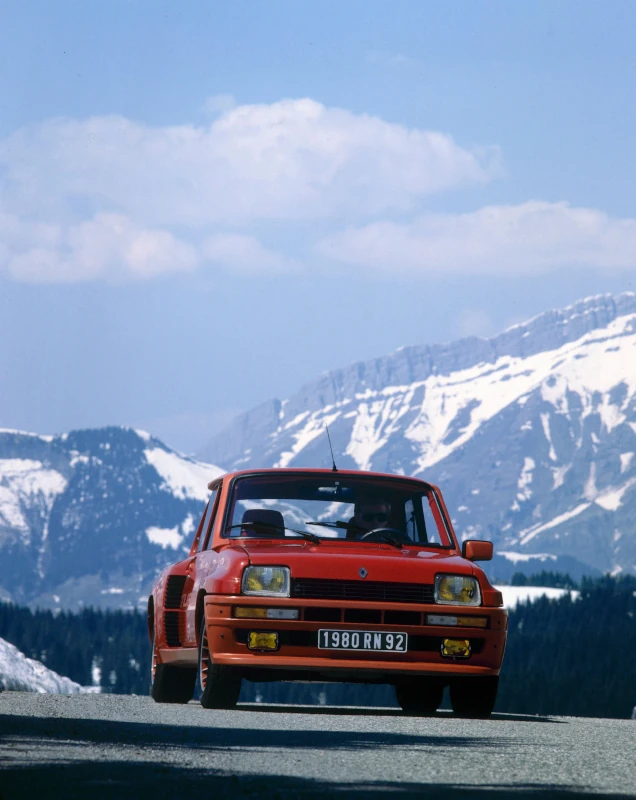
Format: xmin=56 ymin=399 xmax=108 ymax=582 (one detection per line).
xmin=203 ymin=595 xmax=507 ymax=680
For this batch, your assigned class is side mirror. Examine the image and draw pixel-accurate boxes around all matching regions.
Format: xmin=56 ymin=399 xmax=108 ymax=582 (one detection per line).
xmin=462 ymin=540 xmax=493 ymax=562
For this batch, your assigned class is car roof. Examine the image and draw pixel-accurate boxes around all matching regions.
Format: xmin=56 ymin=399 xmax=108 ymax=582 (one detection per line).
xmin=208 ymin=467 xmax=438 ymax=492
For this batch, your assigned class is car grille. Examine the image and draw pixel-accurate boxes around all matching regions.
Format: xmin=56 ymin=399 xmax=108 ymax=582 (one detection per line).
xmin=164 ymin=575 xmax=187 ymax=609
xmin=164 ymin=611 xmax=181 ymax=647
xmin=291 ymin=578 xmax=435 ymax=604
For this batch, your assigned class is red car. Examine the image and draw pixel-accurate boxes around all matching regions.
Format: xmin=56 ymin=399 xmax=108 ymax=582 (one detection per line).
xmin=149 ymin=468 xmax=507 ymax=716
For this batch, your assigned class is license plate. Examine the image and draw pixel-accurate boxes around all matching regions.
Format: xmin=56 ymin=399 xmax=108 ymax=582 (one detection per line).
xmin=318 ymin=629 xmax=408 ymax=652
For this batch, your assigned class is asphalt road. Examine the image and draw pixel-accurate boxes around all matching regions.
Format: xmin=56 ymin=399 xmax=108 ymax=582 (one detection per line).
xmin=0 ymin=693 xmax=635 ymax=799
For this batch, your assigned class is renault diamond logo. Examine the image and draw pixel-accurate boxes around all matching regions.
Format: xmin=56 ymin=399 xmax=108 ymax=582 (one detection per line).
xmin=359 ymin=567 xmax=368 ymax=579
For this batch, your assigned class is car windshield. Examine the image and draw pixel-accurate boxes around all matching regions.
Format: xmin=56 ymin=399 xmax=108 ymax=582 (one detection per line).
xmin=223 ymin=474 xmax=454 ymax=548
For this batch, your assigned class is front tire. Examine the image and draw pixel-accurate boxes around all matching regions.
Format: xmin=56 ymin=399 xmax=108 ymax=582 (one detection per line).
xmin=395 ymin=679 xmax=444 ymax=714
xmin=150 ymin=634 xmax=196 ymax=704
xmin=198 ymin=617 xmax=242 ymax=709
xmin=450 ymin=676 xmax=499 ymax=718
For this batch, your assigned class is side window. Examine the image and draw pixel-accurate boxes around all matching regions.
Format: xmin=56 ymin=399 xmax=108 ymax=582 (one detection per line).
xmin=405 ymin=499 xmax=418 ymax=541
xmin=197 ymin=488 xmax=219 ymax=552
xmin=404 ymin=494 xmax=444 ymax=545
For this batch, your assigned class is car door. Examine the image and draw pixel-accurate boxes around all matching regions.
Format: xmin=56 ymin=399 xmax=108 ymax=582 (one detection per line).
xmin=182 ymin=485 xmax=221 ymax=645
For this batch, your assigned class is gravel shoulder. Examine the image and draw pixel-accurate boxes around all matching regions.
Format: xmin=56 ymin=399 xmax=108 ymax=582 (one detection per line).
xmin=0 ymin=693 xmax=635 ymax=799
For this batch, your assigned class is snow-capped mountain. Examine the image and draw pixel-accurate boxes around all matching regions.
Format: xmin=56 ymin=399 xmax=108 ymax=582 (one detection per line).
xmin=0 ymin=427 xmax=222 ymax=609
xmin=0 ymin=636 xmax=85 ymax=693
xmin=199 ymin=293 xmax=636 ymax=577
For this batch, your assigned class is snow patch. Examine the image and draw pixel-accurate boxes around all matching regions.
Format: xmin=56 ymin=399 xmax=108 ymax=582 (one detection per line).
xmin=261 ymin=312 xmax=636 ymax=481
xmin=517 ymin=458 xmax=535 ymax=501
xmin=144 ymin=448 xmax=222 ymax=501
xmin=0 ymin=428 xmax=54 ymax=442
xmin=519 ymin=503 xmax=591 ymax=545
xmin=551 ymin=464 xmax=571 ymax=490
xmin=402 ymin=313 xmax=636 ymax=471
xmin=0 ymin=636 xmax=87 ymax=693
xmin=598 ymin=396 xmax=625 ymax=433
xmin=91 ymin=657 xmax=102 ymax=688
xmin=495 ymin=586 xmax=579 ymax=609
xmin=620 ymin=452 xmax=634 ymax=473
xmin=0 ymin=459 xmax=67 ymax=538
xmin=276 ymin=410 xmax=341 ymax=468
xmin=583 ymin=463 xmax=597 ymax=501
xmin=540 ymin=414 xmax=557 ymax=461
xmin=498 ymin=551 xmax=557 ymax=564
xmin=282 ymin=411 xmax=310 ymax=432
xmin=594 ymin=478 xmax=636 ymax=512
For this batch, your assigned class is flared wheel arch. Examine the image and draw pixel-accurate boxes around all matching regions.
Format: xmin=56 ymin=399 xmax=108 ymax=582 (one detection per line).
xmin=195 ymin=590 xmax=207 ymax=646
xmin=147 ymin=597 xmax=154 ymax=643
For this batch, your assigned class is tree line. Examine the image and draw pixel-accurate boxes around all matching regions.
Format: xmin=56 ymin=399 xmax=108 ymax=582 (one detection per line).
xmin=1 ymin=574 xmax=634 ymax=718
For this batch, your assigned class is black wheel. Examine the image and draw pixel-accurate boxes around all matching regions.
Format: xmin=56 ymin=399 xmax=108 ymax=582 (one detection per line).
xmin=450 ymin=676 xmax=499 ymax=718
xmin=198 ymin=617 xmax=242 ymax=709
xmin=150 ymin=634 xmax=196 ymax=704
xmin=395 ymin=679 xmax=444 ymax=714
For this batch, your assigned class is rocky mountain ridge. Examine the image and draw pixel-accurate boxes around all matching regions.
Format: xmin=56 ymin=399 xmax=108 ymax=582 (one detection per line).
xmin=2 ymin=293 xmax=634 ymax=612
xmin=0 ymin=427 xmax=222 ymax=609
xmin=199 ymin=293 xmax=636 ymax=576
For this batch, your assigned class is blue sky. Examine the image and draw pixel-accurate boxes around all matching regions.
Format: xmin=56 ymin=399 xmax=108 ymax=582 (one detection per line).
xmin=1 ymin=1 xmax=635 ymax=453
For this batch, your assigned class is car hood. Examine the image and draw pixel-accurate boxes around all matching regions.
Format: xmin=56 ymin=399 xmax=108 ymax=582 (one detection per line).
xmin=236 ymin=540 xmax=473 ymax=582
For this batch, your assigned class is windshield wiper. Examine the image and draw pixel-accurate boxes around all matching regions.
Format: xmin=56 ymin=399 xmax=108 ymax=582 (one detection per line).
xmin=307 ymin=520 xmax=405 ymax=549
xmin=363 ymin=532 xmax=403 ymax=549
xmin=305 ymin=519 xmax=366 ymax=534
xmin=227 ymin=521 xmax=321 ymax=544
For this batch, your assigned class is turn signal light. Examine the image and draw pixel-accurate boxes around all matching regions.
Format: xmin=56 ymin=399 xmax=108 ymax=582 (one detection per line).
xmin=457 ymin=616 xmax=488 ymax=628
xmin=235 ymin=607 xmax=268 ymax=618
xmin=234 ymin=607 xmax=299 ymax=620
xmin=441 ymin=638 xmax=471 ymax=658
xmin=247 ymin=632 xmax=279 ymax=651
xmin=427 ymin=614 xmax=488 ymax=629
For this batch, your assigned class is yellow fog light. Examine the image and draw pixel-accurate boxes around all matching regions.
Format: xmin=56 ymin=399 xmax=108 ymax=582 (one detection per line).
xmin=441 ymin=638 xmax=471 ymax=658
xmin=247 ymin=632 xmax=279 ymax=651
xmin=234 ymin=607 xmax=268 ymax=618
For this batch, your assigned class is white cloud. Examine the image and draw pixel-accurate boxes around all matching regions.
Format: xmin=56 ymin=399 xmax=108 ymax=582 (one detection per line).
xmin=0 ymin=99 xmax=499 ymax=228
xmin=318 ymin=201 xmax=636 ymax=275
xmin=202 ymin=234 xmax=298 ymax=274
xmin=0 ymin=98 xmax=500 ymax=284
xmin=1 ymin=213 xmax=199 ymax=284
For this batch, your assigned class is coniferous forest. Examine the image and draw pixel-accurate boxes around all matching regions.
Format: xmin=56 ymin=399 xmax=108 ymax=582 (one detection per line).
xmin=1 ymin=574 xmax=634 ymax=719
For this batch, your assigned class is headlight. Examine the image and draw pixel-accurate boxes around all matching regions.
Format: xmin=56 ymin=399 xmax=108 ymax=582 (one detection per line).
xmin=434 ymin=574 xmax=481 ymax=606
xmin=241 ymin=566 xmax=290 ymax=597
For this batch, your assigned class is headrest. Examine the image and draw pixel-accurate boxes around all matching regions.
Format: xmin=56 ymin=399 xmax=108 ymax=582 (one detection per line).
xmin=345 ymin=515 xmax=359 ymax=540
xmin=240 ymin=508 xmax=286 ymax=537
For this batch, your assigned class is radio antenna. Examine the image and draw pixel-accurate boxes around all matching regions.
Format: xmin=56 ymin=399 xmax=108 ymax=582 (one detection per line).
xmin=325 ymin=424 xmax=338 ymax=472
